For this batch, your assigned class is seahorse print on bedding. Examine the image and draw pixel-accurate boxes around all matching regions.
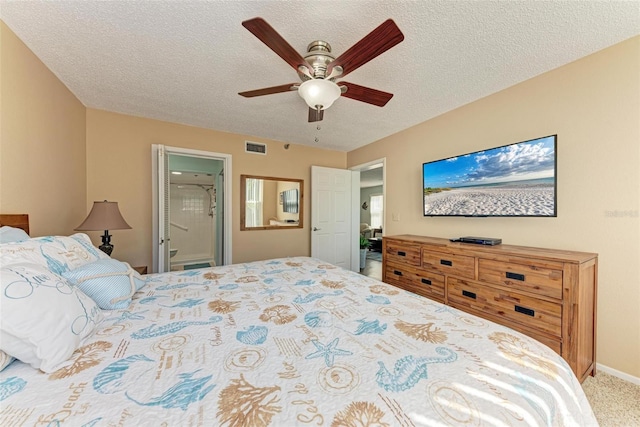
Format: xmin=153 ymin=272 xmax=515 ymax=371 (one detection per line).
xmin=131 ymin=316 xmax=222 ymax=339
xmin=376 ymin=347 xmax=457 ymax=392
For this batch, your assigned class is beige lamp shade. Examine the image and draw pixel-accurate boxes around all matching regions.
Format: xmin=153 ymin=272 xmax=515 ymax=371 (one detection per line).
xmin=75 ymin=201 xmax=131 ymax=231
xmin=75 ymin=201 xmax=131 ymax=256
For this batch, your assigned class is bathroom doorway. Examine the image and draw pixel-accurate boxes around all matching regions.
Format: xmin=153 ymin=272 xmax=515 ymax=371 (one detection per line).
xmin=168 ymin=155 xmax=223 ymax=270
xmin=152 ymin=145 xmax=232 ymax=273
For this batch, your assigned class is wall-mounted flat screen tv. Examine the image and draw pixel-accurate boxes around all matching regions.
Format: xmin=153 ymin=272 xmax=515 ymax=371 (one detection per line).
xmin=423 ymin=135 xmax=557 ymax=217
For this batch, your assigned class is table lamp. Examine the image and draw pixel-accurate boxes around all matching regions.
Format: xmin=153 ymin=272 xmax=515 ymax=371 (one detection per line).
xmin=75 ymin=200 xmax=131 ymax=255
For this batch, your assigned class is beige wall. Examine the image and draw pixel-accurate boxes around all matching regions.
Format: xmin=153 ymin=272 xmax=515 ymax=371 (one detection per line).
xmin=85 ymin=109 xmax=345 ymax=267
xmin=0 ymin=22 xmax=87 ymax=235
xmin=348 ymin=36 xmax=640 ymax=378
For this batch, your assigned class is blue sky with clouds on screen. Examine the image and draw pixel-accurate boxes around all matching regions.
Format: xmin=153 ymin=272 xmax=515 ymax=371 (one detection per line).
xmin=423 ymin=136 xmax=556 ymax=188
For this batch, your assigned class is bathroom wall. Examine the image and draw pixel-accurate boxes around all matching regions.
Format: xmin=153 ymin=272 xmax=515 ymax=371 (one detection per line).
xmin=169 ymin=183 xmax=215 ymax=266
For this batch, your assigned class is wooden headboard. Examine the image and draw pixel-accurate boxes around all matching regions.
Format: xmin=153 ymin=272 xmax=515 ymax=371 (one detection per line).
xmin=0 ymin=214 xmax=30 ymax=234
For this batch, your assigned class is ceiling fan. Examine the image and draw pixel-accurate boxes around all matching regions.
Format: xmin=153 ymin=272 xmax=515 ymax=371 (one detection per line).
xmin=238 ymin=17 xmax=404 ymax=122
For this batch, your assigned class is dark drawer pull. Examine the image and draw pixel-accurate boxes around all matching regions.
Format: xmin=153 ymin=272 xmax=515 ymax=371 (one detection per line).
xmin=462 ymin=290 xmax=476 ymax=299
xmin=440 ymin=259 xmax=453 ymax=266
xmin=506 ymin=272 xmax=525 ymax=281
xmin=421 ymin=278 xmax=432 ymax=285
xmin=393 ymin=270 xmax=403 ymax=276
xmin=397 ymin=251 xmax=406 ymax=257
xmin=515 ymin=305 xmax=535 ymax=317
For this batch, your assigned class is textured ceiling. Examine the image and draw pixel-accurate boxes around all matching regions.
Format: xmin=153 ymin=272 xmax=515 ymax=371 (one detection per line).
xmin=2 ymin=1 xmax=638 ymax=152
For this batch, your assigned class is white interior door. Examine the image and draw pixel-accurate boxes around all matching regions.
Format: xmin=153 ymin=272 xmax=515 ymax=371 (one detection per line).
xmin=311 ymin=166 xmax=359 ymax=271
xmin=153 ymin=145 xmax=170 ymax=273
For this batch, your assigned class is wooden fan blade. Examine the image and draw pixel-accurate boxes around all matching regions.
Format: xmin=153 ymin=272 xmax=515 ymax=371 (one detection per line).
xmin=327 ymin=19 xmax=404 ymax=78
xmin=339 ymin=82 xmax=393 ymax=107
xmin=242 ymin=18 xmax=312 ymax=75
xmin=308 ymin=107 xmax=324 ymax=122
xmin=238 ymin=83 xmax=298 ymax=98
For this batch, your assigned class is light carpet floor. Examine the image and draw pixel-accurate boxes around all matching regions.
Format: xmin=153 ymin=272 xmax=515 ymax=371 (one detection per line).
xmin=582 ymin=371 xmax=640 ymax=426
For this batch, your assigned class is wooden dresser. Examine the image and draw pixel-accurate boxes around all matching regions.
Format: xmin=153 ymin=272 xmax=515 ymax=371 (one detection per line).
xmin=383 ymin=234 xmax=598 ymax=382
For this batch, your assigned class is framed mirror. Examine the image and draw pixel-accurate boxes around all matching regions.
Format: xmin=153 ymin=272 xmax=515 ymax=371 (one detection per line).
xmin=240 ymin=175 xmax=303 ymax=230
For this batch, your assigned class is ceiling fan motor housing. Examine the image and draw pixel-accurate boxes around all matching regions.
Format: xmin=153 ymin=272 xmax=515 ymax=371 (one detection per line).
xmin=300 ymin=40 xmax=336 ymax=80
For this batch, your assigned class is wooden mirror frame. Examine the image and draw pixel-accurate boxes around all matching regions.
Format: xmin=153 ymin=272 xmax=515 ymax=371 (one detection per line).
xmin=240 ymin=175 xmax=304 ymax=231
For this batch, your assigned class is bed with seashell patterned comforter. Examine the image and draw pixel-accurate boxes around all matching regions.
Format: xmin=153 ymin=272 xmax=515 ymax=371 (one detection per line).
xmin=0 ymin=257 xmax=596 ymax=426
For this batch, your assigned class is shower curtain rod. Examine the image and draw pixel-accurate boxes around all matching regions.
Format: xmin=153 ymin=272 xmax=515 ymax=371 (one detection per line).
xmin=172 ymin=183 xmax=214 ymax=188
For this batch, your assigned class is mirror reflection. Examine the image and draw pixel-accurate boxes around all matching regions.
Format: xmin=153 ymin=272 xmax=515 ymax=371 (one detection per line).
xmin=241 ymin=175 xmax=303 ymax=230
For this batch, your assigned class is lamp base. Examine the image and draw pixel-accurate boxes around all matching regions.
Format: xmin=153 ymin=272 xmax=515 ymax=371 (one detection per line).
xmin=99 ymin=230 xmax=113 ymax=256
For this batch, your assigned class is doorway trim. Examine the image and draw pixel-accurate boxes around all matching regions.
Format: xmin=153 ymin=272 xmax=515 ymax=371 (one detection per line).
xmin=152 ymin=145 xmax=232 ymax=273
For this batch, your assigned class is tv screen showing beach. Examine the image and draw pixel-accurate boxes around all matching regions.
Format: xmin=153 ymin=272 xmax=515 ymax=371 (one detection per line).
xmin=423 ymin=135 xmax=557 ymax=217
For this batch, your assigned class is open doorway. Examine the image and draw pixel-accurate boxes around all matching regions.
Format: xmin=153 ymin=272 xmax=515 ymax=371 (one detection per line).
xmin=152 ymin=145 xmax=232 ymax=273
xmin=351 ymin=159 xmax=385 ymax=281
xmin=167 ymin=156 xmax=223 ymax=270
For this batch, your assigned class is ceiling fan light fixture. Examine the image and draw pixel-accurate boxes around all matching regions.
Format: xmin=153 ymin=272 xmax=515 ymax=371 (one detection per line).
xmin=298 ymin=79 xmax=341 ymax=110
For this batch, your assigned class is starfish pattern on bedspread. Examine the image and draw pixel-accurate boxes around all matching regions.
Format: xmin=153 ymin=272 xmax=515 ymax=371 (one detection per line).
xmin=305 ymin=338 xmax=353 ymax=367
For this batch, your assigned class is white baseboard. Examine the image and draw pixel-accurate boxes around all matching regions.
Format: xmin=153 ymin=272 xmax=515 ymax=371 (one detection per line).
xmin=596 ymin=363 xmax=640 ymax=385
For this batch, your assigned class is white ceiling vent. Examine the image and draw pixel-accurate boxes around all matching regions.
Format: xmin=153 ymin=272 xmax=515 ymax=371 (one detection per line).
xmin=245 ymin=141 xmax=267 ymax=155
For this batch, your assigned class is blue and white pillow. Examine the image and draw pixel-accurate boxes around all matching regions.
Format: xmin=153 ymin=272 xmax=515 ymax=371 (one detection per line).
xmin=63 ymin=259 xmax=146 ymax=310
xmin=0 ymin=226 xmax=30 ymax=244
xmin=0 ymin=263 xmax=103 ymax=373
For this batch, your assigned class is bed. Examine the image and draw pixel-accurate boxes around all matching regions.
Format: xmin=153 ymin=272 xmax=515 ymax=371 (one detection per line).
xmin=0 ymin=216 xmax=597 ymax=426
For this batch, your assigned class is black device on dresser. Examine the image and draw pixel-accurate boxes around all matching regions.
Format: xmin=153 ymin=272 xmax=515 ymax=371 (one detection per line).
xmin=450 ymin=236 xmax=502 ymax=246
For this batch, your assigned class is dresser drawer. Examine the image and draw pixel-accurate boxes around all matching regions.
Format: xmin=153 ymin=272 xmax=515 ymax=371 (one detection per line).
xmin=385 ymin=262 xmax=445 ymax=302
xmin=447 ymin=277 xmax=562 ymax=338
xmin=385 ymin=241 xmax=421 ymax=266
xmin=478 ymin=258 xmax=563 ymax=299
xmin=422 ymin=247 xmax=475 ymax=279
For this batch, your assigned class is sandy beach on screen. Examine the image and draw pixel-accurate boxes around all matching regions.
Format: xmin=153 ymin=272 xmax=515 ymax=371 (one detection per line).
xmin=424 ymin=184 xmax=555 ymax=216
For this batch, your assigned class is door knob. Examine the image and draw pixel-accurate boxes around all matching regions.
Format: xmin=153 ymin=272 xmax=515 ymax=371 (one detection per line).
xmin=313 ymin=227 xmax=322 ymax=231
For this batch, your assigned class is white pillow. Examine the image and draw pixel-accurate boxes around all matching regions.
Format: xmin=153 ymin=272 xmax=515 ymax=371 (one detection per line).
xmin=0 ymin=263 xmax=103 ymax=373
xmin=0 ymin=233 xmax=107 ymax=273
xmin=63 ymin=259 xmax=146 ymax=310
xmin=0 ymin=226 xmax=30 ymax=244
